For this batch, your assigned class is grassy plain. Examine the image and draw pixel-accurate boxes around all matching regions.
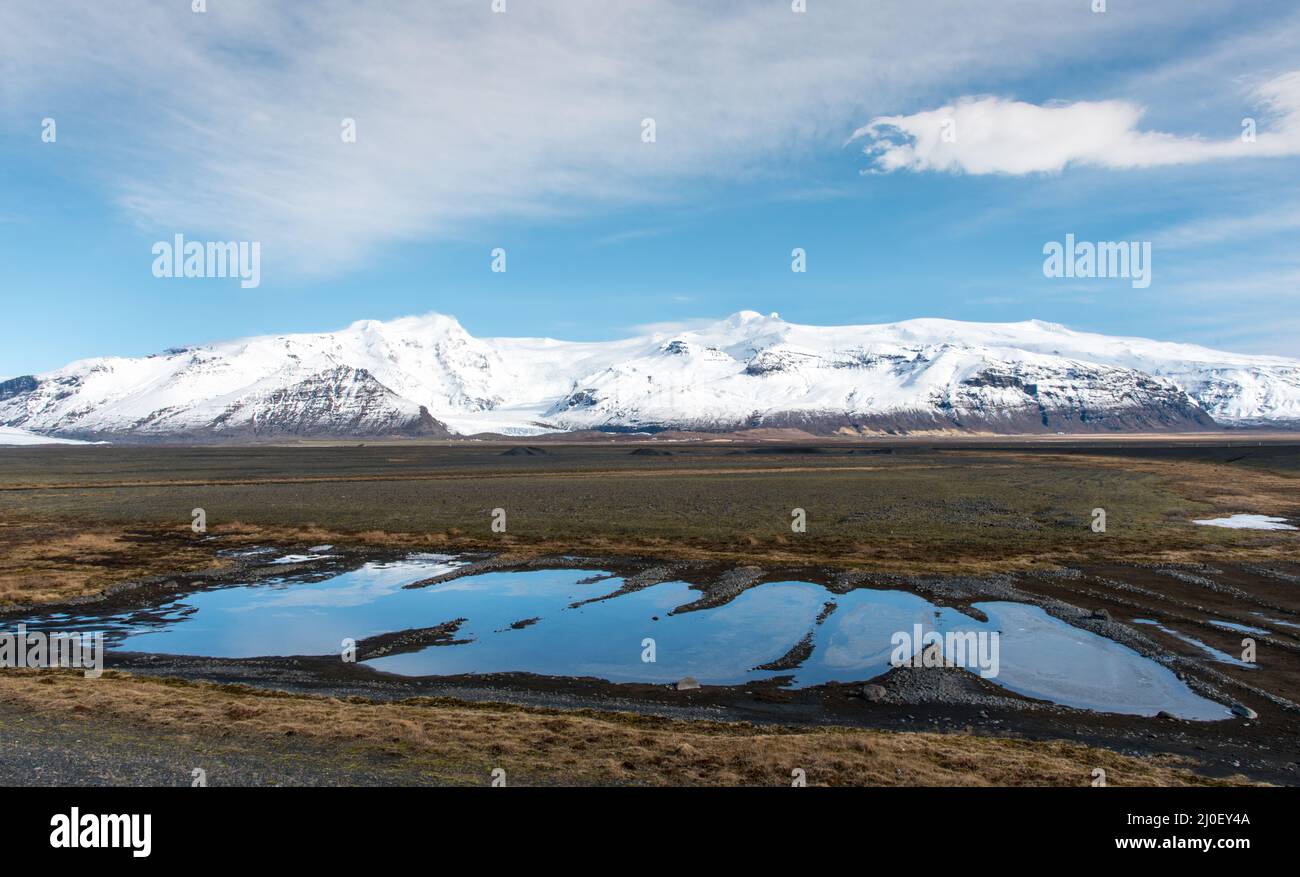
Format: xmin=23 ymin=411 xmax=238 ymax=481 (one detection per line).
xmin=1 ymin=440 xmax=1297 ymax=606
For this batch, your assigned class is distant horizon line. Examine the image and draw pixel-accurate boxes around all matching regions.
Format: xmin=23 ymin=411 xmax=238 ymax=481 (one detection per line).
xmin=7 ymin=309 xmax=1295 ymax=379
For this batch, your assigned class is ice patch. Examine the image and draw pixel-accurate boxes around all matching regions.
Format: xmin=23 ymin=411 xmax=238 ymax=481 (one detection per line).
xmin=0 ymin=426 xmax=98 ymax=446
xmin=1193 ymin=514 xmax=1297 ymax=530
xmin=270 ymin=554 xmax=338 ymax=565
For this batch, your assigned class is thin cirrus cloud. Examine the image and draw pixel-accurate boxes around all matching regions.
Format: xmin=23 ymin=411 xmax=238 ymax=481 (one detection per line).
xmin=851 ymin=71 xmax=1300 ymax=175
xmin=1154 ymin=206 xmax=1300 ymax=249
xmin=0 ymin=0 xmax=1254 ymax=277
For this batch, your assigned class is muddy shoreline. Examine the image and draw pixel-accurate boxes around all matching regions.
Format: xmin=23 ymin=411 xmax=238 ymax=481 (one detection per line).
xmin=5 ymin=544 xmax=1299 ymax=785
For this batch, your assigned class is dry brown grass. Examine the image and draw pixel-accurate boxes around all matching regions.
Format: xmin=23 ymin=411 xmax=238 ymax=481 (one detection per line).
xmin=0 ymin=520 xmax=233 ymax=608
xmin=3 ymin=446 xmax=1297 ymax=607
xmin=0 ymin=669 xmax=1255 ymax=787
xmin=0 ymin=463 xmax=931 ymax=492
xmin=1009 ymin=451 xmax=1300 ymax=518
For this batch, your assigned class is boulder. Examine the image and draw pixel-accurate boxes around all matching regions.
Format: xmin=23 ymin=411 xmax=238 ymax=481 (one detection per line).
xmin=861 ymin=683 xmax=887 ymax=702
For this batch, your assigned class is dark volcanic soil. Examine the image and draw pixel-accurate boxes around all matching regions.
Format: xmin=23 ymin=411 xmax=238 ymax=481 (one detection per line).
xmin=5 ymin=548 xmax=1300 ymax=785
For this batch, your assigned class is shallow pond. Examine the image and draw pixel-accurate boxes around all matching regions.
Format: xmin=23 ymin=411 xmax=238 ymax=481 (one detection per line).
xmin=12 ymin=557 xmax=1230 ymax=720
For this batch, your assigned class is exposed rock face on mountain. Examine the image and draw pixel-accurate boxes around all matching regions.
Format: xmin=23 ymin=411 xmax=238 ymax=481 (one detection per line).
xmin=2 ymin=311 xmax=1297 ymax=440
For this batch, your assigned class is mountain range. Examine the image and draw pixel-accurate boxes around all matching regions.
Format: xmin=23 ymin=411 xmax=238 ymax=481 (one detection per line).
xmin=3 ymin=311 xmax=1298 ymax=441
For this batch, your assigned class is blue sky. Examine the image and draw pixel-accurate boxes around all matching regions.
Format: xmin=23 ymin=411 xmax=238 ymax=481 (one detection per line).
xmin=1 ymin=0 xmax=1298 ymax=377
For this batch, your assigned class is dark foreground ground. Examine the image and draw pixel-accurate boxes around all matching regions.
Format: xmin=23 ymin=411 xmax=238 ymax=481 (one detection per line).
xmin=1 ymin=437 xmax=1297 ymax=785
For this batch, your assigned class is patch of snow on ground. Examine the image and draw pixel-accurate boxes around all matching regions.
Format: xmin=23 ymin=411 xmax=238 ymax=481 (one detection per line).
xmin=270 ymin=554 xmax=339 ymax=565
xmin=0 ymin=426 xmax=95 ymax=446
xmin=1193 ymin=514 xmax=1297 ymax=531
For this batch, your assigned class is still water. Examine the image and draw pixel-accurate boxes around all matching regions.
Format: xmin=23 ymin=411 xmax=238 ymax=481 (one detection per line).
xmin=13 ymin=556 xmax=1231 ymax=720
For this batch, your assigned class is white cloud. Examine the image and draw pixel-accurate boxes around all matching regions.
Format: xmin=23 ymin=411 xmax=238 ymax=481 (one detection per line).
xmin=0 ymin=0 xmax=1245 ymax=276
xmin=852 ymin=71 xmax=1300 ymax=175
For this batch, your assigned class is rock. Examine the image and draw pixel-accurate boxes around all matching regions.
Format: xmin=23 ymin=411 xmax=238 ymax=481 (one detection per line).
xmin=501 ymin=446 xmax=548 ymax=456
xmin=1230 ymin=702 xmax=1258 ymax=720
xmin=674 ymin=676 xmax=701 ymax=691
xmin=861 ymin=683 xmax=887 ymax=702
xmin=1156 ymin=711 xmax=1175 ymax=720
xmin=1090 ymin=608 xmax=1111 ymax=621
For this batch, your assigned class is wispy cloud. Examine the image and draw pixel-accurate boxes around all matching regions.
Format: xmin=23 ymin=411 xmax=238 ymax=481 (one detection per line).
xmin=1155 ymin=205 xmax=1300 ymax=248
xmin=593 ymin=227 xmax=673 ymax=247
xmin=0 ymin=0 xmax=1234 ymax=277
xmin=623 ymin=317 xmax=718 ymax=337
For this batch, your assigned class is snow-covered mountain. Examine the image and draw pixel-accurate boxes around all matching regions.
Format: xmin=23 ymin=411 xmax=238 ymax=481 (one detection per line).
xmin=3 ymin=311 xmax=1298 ymax=440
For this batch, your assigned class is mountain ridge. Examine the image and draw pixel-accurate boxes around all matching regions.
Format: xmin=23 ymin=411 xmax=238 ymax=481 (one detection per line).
xmin=3 ymin=311 xmax=1298 ymax=440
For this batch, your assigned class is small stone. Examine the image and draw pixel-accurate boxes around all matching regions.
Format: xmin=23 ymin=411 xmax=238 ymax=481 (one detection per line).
xmin=1090 ymin=608 xmax=1111 ymax=621
xmin=860 ymin=683 xmax=887 ymax=702
xmin=674 ymin=676 xmax=701 ymax=691
xmin=1230 ymin=702 xmax=1258 ymax=720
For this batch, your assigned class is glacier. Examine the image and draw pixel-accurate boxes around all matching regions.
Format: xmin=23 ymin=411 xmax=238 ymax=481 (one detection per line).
xmin=1 ymin=311 xmax=1297 ymax=440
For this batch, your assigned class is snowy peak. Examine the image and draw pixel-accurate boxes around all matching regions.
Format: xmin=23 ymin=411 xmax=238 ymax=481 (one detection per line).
xmin=2 ymin=311 xmax=1297 ymax=440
